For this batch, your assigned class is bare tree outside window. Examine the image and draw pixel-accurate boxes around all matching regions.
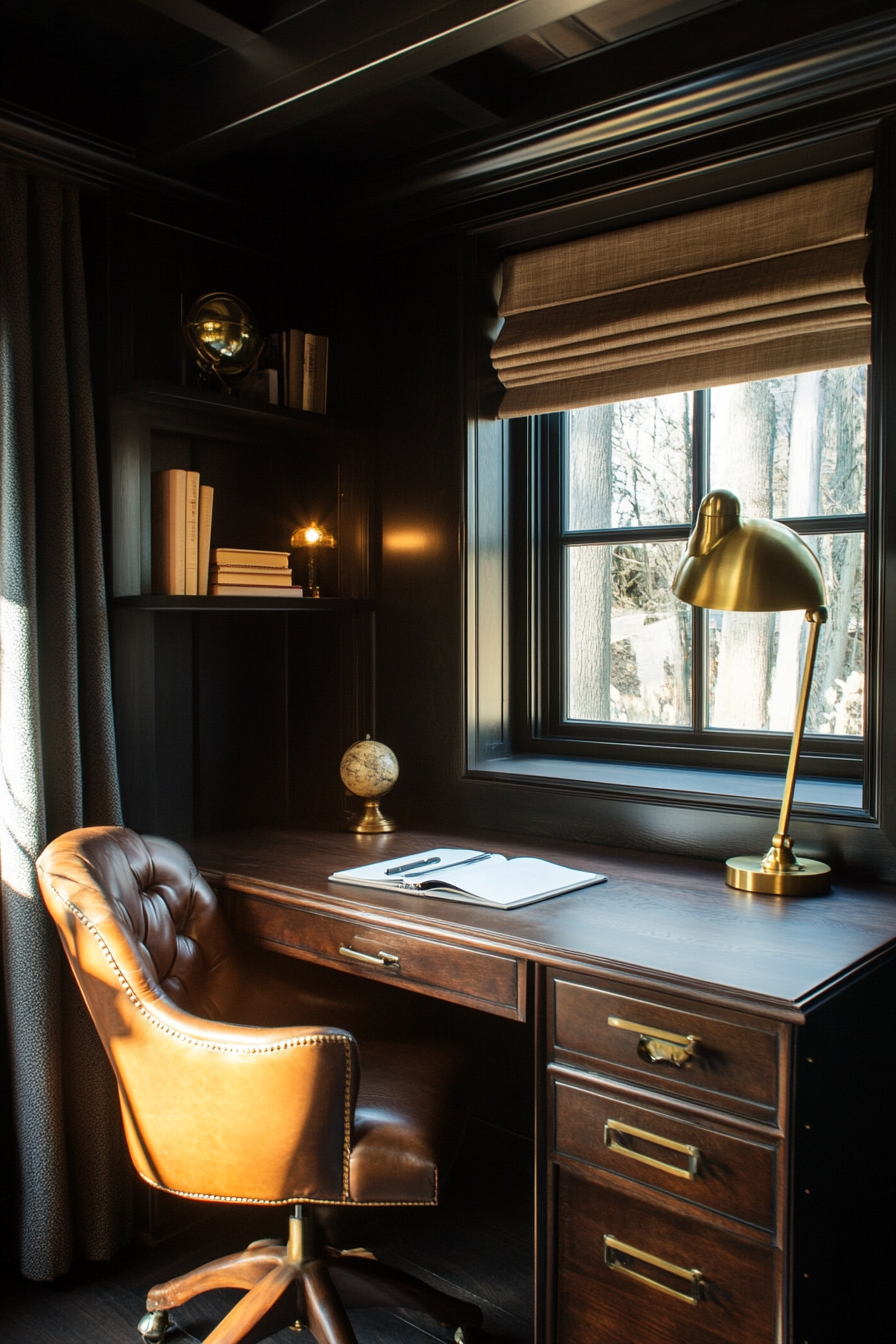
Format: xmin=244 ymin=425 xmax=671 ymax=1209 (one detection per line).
xmin=563 ymin=368 xmax=866 ymax=742
xmin=566 ymin=394 xmax=691 ymax=724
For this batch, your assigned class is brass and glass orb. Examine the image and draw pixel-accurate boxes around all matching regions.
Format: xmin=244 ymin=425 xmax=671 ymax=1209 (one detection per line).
xmin=182 ymin=292 xmax=262 ymax=392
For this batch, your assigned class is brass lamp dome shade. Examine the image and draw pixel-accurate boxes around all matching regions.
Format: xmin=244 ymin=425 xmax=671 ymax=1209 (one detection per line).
xmin=182 ymin=292 xmax=262 ymax=392
xmin=672 ymin=490 xmax=826 ymax=612
xmin=673 ymin=489 xmax=830 ymax=897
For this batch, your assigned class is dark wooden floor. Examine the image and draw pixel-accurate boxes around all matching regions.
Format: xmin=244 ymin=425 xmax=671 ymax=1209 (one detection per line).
xmin=0 ymin=1122 xmax=534 ymax=1344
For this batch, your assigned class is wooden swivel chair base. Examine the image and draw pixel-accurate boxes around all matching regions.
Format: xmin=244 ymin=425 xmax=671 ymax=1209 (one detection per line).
xmin=138 ymin=1204 xmax=481 ymax=1344
xmin=35 ymin=827 xmax=484 ymax=1344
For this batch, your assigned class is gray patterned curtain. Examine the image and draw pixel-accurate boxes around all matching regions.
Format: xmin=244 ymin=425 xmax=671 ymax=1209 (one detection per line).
xmin=0 ymin=165 xmax=130 ymax=1279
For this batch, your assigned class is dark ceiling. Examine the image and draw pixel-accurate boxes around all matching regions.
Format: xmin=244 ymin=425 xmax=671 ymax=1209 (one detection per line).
xmin=1 ymin=0 xmax=890 ymax=213
xmin=0 ymin=2 xmax=739 ymax=178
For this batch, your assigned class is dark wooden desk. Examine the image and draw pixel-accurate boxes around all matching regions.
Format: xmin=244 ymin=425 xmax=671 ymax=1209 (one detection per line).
xmin=187 ymin=827 xmax=896 ymax=1344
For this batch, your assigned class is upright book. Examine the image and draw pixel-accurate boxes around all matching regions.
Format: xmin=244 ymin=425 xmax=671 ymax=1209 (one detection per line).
xmin=184 ymin=470 xmax=200 ymax=595
xmin=280 ymin=328 xmax=305 ymax=409
xmin=197 ymin=485 xmax=214 ymax=595
xmin=329 ymin=847 xmax=606 ymax=909
xmin=151 ymin=469 xmax=187 ymax=594
xmin=302 ymin=333 xmax=329 ymax=414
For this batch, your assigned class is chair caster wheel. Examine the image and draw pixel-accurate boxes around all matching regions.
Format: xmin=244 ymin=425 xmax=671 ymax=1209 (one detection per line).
xmin=138 ymin=1309 xmax=170 ymax=1342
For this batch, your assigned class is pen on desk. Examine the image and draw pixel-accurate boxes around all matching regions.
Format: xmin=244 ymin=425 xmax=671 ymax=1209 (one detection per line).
xmin=385 ymin=856 xmax=441 ymax=875
xmin=412 ymin=853 xmax=490 ymax=878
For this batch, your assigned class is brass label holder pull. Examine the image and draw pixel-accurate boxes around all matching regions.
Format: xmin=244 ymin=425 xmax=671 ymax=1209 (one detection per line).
xmin=604 ymin=1234 xmax=704 ymax=1305
xmin=339 ymin=945 xmax=400 ymax=969
xmin=604 ymin=1119 xmax=700 ymax=1179
xmin=608 ymin=1016 xmax=700 ymax=1068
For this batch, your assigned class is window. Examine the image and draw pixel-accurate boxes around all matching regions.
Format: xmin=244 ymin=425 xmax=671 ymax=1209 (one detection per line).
xmin=470 ymin=166 xmax=878 ymax=823
xmin=524 ymin=364 xmax=867 ymax=779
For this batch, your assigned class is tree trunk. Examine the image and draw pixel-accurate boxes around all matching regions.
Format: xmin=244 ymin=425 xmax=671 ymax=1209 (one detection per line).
xmin=711 ymin=381 xmax=776 ymax=729
xmin=567 ymin=404 xmax=613 ymax=720
xmin=807 ymin=367 xmax=866 ymax=734
xmin=767 ymin=371 xmax=824 ymax=731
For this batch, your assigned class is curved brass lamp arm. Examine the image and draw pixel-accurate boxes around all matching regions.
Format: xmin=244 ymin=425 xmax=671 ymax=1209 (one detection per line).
xmin=761 ymin=606 xmax=828 ymax=876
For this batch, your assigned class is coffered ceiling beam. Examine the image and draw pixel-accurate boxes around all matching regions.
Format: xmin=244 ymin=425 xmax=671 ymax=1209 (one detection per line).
xmin=134 ymin=0 xmax=260 ymax=49
xmin=408 ymin=75 xmax=503 ymax=129
xmin=140 ymin=0 xmax=593 ymax=167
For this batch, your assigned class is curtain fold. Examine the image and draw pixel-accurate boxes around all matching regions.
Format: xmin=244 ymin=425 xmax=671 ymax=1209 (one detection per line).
xmin=0 ymin=165 xmax=129 ymax=1280
xmin=493 ymin=170 xmax=873 ymax=417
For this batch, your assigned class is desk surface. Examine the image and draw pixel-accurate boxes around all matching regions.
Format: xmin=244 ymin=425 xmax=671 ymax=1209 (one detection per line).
xmin=186 ymin=826 xmax=896 ymax=1018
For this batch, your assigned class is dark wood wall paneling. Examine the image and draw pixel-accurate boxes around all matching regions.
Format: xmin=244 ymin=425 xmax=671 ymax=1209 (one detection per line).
xmin=366 ymin=234 xmax=467 ymax=827
xmin=95 ymin=187 xmax=362 ymax=839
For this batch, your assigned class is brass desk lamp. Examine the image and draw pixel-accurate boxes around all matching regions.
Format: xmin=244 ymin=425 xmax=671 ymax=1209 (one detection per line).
xmin=672 ymin=489 xmax=830 ymax=895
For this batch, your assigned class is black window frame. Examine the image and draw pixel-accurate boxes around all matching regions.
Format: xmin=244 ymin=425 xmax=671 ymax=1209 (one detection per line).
xmin=517 ymin=384 xmax=869 ymax=782
xmin=463 ymin=107 xmax=896 ymax=879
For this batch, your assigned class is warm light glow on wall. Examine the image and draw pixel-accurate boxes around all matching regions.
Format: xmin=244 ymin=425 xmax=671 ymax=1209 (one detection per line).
xmin=383 ymin=529 xmax=432 ymax=553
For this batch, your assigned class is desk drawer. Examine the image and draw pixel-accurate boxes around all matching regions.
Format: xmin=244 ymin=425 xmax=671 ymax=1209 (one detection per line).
xmin=556 ymin=1168 xmax=777 ymax=1344
xmin=551 ymin=973 xmax=778 ymax=1117
xmin=233 ymin=895 xmax=525 ymax=1019
xmin=552 ymin=1075 xmax=776 ymax=1231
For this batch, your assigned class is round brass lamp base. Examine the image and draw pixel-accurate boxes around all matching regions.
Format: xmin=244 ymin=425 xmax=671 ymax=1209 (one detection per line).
xmin=725 ymin=855 xmax=831 ymax=896
xmin=345 ymin=800 xmax=397 ymax=834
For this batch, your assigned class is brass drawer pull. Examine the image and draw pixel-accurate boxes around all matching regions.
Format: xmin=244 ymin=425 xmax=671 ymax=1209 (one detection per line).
xmin=604 ymin=1119 xmax=700 ymax=1179
xmin=608 ymin=1016 xmax=700 ymax=1068
xmin=603 ymin=1234 xmax=704 ymax=1305
xmin=339 ymin=945 xmax=400 ymax=969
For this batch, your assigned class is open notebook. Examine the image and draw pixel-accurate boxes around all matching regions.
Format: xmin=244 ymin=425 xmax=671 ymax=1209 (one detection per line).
xmin=329 ymin=847 xmax=606 ymax=909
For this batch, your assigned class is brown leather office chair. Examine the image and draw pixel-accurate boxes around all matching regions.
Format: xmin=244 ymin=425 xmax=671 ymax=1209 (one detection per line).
xmin=37 ymin=826 xmax=482 ymax=1344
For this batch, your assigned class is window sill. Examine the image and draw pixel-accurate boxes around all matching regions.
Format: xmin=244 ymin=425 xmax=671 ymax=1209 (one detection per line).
xmin=470 ymin=754 xmax=864 ymax=814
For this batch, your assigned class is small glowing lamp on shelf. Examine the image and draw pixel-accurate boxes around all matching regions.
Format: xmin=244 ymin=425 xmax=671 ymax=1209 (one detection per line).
xmin=290 ymin=522 xmax=336 ymax=598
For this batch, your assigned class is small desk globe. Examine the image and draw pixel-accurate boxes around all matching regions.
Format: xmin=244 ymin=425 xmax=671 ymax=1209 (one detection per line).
xmin=340 ymin=737 xmax=399 ymax=833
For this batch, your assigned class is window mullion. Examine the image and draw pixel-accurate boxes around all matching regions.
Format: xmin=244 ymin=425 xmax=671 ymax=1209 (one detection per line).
xmin=691 ymin=389 xmax=709 ymax=734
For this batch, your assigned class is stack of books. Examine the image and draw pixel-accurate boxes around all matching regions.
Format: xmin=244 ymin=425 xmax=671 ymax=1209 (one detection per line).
xmin=151 ymin=469 xmax=214 ymax=595
xmin=210 ymin=549 xmax=304 ymax=598
xmin=238 ymin=329 xmax=328 ymax=412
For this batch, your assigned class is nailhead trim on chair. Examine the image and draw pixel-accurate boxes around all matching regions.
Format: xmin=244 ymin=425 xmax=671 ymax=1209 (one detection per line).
xmin=135 ymin=1169 xmax=439 ymax=1207
xmin=44 ymin=875 xmax=439 ymax=1207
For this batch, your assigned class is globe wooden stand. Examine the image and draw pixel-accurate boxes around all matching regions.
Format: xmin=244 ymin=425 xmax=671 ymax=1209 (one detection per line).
xmin=345 ymin=799 xmax=397 ymax=833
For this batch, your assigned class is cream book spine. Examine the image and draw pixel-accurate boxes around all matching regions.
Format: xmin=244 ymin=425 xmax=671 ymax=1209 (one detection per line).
xmin=184 ymin=471 xmax=200 ymax=595
xmin=213 ymin=548 xmax=290 ymax=567
xmin=210 ymin=569 xmax=292 ymax=587
xmin=303 ymin=333 xmax=329 ymax=414
xmin=197 ymin=485 xmax=214 ymax=596
xmin=281 ymin=328 xmax=304 ymax=408
xmin=151 ymin=469 xmax=187 ymax=594
xmin=210 ymin=584 xmax=305 ymax=597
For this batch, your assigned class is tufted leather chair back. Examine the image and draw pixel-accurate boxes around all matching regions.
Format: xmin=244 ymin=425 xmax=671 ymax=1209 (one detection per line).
xmin=43 ymin=826 xmax=243 ymax=1020
xmin=37 ymin=826 xmax=360 ymax=1205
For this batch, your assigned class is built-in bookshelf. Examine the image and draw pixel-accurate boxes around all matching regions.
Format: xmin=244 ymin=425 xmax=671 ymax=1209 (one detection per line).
xmin=108 ymin=386 xmax=374 ymax=841
xmin=114 ymin=595 xmax=375 ymax=611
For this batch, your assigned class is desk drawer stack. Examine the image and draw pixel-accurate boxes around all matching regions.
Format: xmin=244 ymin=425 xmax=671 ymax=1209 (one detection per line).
xmin=547 ymin=969 xmax=786 ymax=1344
xmin=191 ymin=830 xmax=896 ymax=1342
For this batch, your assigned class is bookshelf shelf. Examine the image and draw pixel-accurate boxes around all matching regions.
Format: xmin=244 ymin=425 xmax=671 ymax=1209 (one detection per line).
xmin=123 ymin=382 xmax=363 ymax=442
xmin=114 ymin=596 xmax=375 ymax=612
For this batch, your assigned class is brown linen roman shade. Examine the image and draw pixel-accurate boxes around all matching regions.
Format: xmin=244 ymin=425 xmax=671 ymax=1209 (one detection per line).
xmin=492 ymin=170 xmax=873 ymax=418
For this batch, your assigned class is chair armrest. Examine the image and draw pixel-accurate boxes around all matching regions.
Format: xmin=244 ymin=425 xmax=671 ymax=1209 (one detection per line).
xmin=112 ymin=999 xmax=359 ymax=1204
xmin=40 ymin=860 xmax=359 ymax=1203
